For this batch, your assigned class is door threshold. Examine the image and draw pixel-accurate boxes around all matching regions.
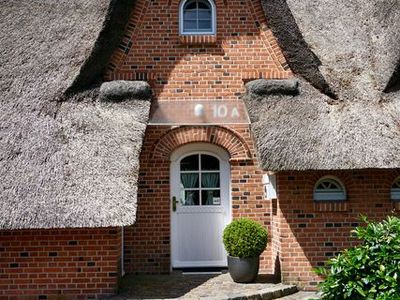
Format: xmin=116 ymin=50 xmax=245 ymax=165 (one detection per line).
xmin=183 ymin=271 xmax=222 ymax=275
xmin=174 ymin=267 xmax=228 ymax=275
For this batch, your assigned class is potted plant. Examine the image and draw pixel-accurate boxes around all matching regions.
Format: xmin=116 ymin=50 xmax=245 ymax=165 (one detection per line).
xmin=223 ymin=218 xmax=268 ymax=283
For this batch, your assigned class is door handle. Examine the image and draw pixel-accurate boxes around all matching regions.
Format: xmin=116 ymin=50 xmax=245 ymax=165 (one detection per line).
xmin=172 ymin=196 xmax=178 ymax=212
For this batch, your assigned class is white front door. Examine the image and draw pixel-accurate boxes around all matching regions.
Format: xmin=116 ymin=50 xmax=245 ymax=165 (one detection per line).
xmin=170 ymin=144 xmax=231 ymax=268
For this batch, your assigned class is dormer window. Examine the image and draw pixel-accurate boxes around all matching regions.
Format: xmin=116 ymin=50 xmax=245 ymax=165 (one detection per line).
xmin=314 ymin=176 xmax=346 ymax=201
xmin=180 ymin=0 xmax=216 ymax=35
xmin=391 ymin=177 xmax=400 ymax=201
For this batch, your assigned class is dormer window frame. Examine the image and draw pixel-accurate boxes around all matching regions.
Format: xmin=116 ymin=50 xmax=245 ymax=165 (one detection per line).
xmin=391 ymin=177 xmax=400 ymax=201
xmin=313 ymin=176 xmax=347 ymax=202
xmin=179 ymin=0 xmax=217 ymax=36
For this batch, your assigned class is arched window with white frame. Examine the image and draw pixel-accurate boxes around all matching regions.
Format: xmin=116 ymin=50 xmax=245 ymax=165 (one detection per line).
xmin=314 ymin=176 xmax=346 ymax=201
xmin=179 ymin=0 xmax=216 ymax=35
xmin=391 ymin=177 xmax=400 ymax=201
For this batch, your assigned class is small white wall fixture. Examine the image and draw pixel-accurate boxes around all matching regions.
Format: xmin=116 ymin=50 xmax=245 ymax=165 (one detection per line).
xmin=262 ymin=174 xmax=277 ymax=200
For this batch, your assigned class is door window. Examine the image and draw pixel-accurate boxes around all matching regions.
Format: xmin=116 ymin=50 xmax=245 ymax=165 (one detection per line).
xmin=180 ymin=154 xmax=221 ymax=206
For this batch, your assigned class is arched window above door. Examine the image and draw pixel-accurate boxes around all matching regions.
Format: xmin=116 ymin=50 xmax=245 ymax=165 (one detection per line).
xmin=179 ymin=0 xmax=216 ymax=35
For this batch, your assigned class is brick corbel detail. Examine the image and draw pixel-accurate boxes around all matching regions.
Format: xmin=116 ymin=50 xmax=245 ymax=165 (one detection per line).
xmin=179 ymin=35 xmax=217 ymax=45
xmin=152 ymin=126 xmax=252 ymax=161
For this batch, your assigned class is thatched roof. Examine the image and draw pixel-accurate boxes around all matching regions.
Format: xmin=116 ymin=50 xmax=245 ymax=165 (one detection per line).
xmin=244 ymin=0 xmax=400 ymax=171
xmin=0 ymin=0 xmax=151 ymax=229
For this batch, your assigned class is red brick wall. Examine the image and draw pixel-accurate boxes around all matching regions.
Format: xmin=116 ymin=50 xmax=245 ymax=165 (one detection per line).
xmin=106 ymin=0 xmax=292 ymax=100
xmin=274 ymin=169 xmax=400 ymax=290
xmin=124 ymin=124 xmax=274 ymax=274
xmin=0 ymin=228 xmax=121 ymax=300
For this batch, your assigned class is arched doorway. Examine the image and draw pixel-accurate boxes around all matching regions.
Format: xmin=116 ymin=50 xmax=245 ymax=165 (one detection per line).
xmin=170 ymin=143 xmax=231 ymax=268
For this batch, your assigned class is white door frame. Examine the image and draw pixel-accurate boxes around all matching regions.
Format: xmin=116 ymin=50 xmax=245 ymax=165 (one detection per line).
xmin=170 ymin=143 xmax=232 ymax=269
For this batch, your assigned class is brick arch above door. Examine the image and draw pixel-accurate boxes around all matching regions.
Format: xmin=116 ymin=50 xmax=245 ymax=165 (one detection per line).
xmin=151 ymin=126 xmax=252 ymax=161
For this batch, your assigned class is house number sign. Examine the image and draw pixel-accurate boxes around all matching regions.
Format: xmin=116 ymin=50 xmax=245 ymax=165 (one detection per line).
xmin=149 ymin=100 xmax=250 ymax=125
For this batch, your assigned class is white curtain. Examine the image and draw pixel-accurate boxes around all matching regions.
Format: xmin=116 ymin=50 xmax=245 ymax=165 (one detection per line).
xmin=181 ymin=174 xmax=198 ymax=205
xmin=202 ymin=173 xmax=219 ymax=205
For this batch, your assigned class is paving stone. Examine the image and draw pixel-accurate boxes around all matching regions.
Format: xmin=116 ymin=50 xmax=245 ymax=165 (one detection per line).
xmin=108 ymin=273 xmax=299 ymax=300
xmin=278 ymin=291 xmax=320 ymax=300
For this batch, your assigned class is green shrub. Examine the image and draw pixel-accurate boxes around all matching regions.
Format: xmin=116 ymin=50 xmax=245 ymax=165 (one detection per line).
xmin=223 ymin=218 xmax=268 ymax=258
xmin=315 ymin=215 xmax=400 ymax=300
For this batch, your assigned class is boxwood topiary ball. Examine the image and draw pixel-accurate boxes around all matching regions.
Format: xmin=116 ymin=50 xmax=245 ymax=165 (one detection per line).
xmin=223 ymin=218 xmax=268 ymax=258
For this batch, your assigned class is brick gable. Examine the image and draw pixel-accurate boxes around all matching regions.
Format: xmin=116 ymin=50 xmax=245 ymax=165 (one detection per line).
xmin=106 ymin=0 xmax=292 ymax=100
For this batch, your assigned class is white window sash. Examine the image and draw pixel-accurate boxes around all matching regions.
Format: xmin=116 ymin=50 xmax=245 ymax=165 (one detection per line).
xmin=179 ymin=0 xmax=217 ymax=35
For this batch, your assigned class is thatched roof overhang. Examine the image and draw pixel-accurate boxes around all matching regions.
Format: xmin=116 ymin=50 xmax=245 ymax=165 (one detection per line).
xmin=0 ymin=0 xmax=151 ymax=229
xmin=244 ymin=0 xmax=400 ymax=171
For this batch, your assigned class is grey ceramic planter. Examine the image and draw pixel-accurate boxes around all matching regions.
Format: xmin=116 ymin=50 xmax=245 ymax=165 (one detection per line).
xmin=227 ymin=256 xmax=260 ymax=283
